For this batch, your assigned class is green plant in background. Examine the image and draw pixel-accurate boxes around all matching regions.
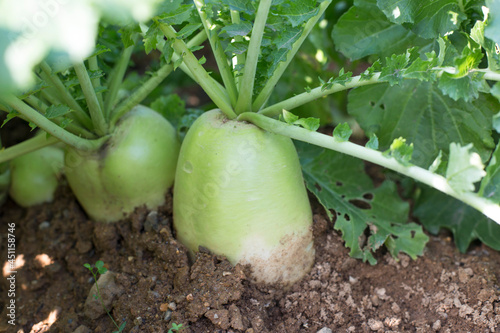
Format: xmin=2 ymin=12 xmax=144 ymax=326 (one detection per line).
xmin=83 ymin=261 xmax=126 ymax=333
xmin=168 ymin=322 xmax=185 ymax=333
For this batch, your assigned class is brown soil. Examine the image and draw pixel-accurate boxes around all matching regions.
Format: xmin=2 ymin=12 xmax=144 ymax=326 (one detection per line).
xmin=1 ymin=183 xmax=500 ymax=333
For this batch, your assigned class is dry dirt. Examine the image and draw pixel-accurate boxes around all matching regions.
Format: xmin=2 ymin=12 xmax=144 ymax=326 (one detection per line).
xmin=0 ymin=183 xmax=500 ymax=333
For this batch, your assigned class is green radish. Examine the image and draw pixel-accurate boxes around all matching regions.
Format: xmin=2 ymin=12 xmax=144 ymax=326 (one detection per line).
xmin=65 ymin=105 xmax=180 ymax=223
xmin=0 ymin=28 xmax=207 ymax=223
xmin=9 ymin=145 xmax=64 ymax=207
xmin=174 ymin=110 xmax=314 ymax=285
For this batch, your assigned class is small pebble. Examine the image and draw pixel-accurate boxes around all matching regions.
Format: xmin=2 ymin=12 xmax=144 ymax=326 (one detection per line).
xmin=160 ymin=216 xmax=169 ymax=226
xmin=73 ymin=325 xmax=91 ymax=333
xmin=368 ymin=318 xmax=384 ymax=331
xmin=164 ymin=310 xmax=172 ymax=321
xmin=144 ymin=211 xmax=159 ymax=232
xmin=317 ymin=328 xmax=333 ymax=333
xmin=391 ymin=302 xmax=401 ymax=313
xmin=39 ymin=221 xmax=51 ymax=230
xmin=375 ymin=288 xmax=386 ymax=297
xmin=47 ymin=262 xmax=62 ymax=274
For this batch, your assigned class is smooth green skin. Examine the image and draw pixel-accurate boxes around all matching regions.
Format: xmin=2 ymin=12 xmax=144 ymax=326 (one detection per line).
xmin=0 ymin=167 xmax=10 ymax=206
xmin=9 ymin=146 xmax=64 ymax=207
xmin=173 ymin=110 xmax=314 ymax=285
xmin=65 ymin=105 xmax=180 ymax=223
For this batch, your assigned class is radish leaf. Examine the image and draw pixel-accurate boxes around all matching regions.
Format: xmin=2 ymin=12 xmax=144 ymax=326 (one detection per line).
xmin=348 ymin=80 xmax=497 ymax=168
xmin=220 ymin=23 xmax=253 ymax=37
xmin=446 ymin=143 xmax=486 ymax=193
xmin=332 ymin=0 xmax=428 ymax=60
xmin=281 ymin=0 xmax=319 ymax=27
xmin=45 ymin=105 xmax=72 ymax=119
xmin=385 ymin=137 xmax=413 ymax=165
xmin=332 ymin=123 xmax=351 ymax=142
xmin=281 ymin=110 xmax=319 ymax=131
xmin=414 ymin=186 xmax=500 ymax=253
xmin=484 ymin=0 xmax=500 ymax=46
xmin=480 ymin=143 xmax=500 ymax=203
xmin=297 ymin=142 xmax=428 ymax=264
xmin=376 ymin=0 xmax=466 ymax=39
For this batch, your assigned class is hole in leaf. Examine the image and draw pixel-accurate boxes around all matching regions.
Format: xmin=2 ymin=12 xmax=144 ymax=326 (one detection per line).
xmin=363 ymin=193 xmax=374 ymax=200
xmin=329 ymin=209 xmax=337 ymax=217
xmin=348 ymin=199 xmax=372 ymax=210
xmin=344 ymin=213 xmax=350 ymax=221
xmin=336 ymin=181 xmax=343 ymax=187
xmin=341 ymin=195 xmax=346 ymax=199
xmin=380 ymin=104 xmax=386 ymax=110
xmin=411 ymin=230 xmax=416 ymax=238
xmin=369 ymin=101 xmax=375 ymax=107
xmin=314 ymin=183 xmax=322 ymax=192
xmin=358 ymin=232 xmax=367 ymax=248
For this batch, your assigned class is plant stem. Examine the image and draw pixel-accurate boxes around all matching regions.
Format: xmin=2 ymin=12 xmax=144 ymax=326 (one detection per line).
xmin=259 ymin=73 xmax=381 ymax=117
xmin=104 ymin=41 xmax=136 ymax=117
xmin=238 ymin=112 xmax=500 ymax=224
xmin=2 ymin=95 xmax=107 ymax=151
xmin=110 ymin=63 xmax=174 ymax=127
xmin=88 ymin=55 xmax=105 ymax=111
xmin=473 ymin=68 xmax=500 ymax=81
xmin=0 ymin=134 xmax=59 ymax=164
xmin=91 ymin=271 xmax=122 ymax=332
xmin=37 ymin=81 xmax=88 ymax=129
xmin=234 ymin=0 xmax=272 ymax=114
xmin=165 ymin=31 xmax=220 ymax=90
xmin=434 ymin=67 xmax=500 ymax=81
xmin=160 ymin=23 xmax=236 ymax=119
xmin=24 ymin=95 xmax=97 ymax=139
xmin=74 ymin=62 xmax=108 ymax=136
xmin=39 ymin=62 xmax=93 ymax=130
xmin=252 ymin=0 xmax=332 ymax=111
xmin=109 ymin=30 xmax=209 ymax=128
xmin=195 ymin=0 xmax=238 ymax=107
xmin=40 ymin=87 xmax=63 ymax=106
xmin=230 ymin=10 xmax=245 ymax=89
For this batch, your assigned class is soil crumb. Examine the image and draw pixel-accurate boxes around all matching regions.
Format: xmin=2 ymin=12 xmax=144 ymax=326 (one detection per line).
xmin=1 ymin=184 xmax=500 ymax=333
